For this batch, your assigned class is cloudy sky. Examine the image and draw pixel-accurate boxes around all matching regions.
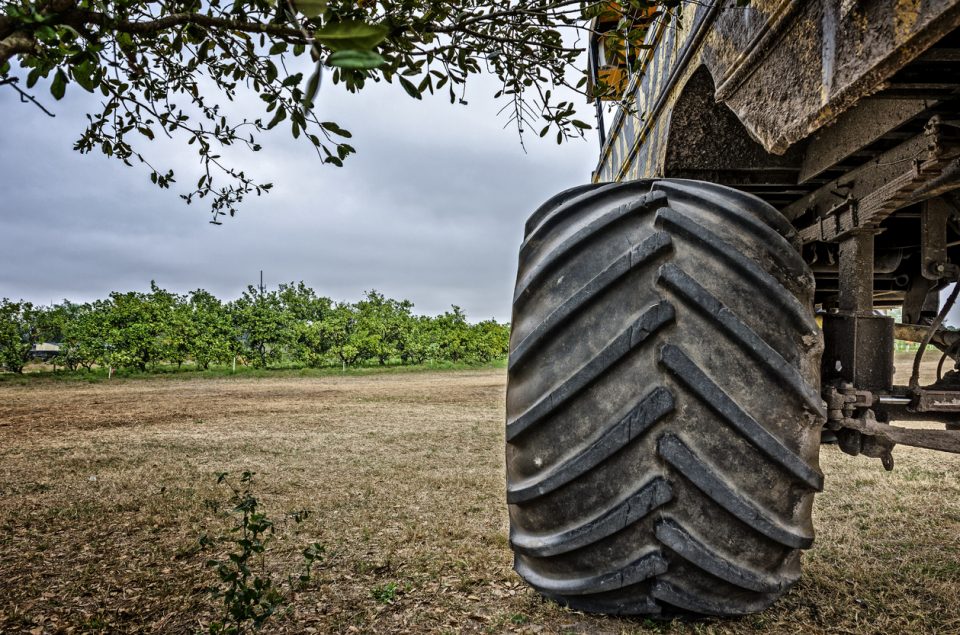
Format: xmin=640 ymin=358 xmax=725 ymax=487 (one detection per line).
xmin=0 ymin=70 xmax=598 ymax=323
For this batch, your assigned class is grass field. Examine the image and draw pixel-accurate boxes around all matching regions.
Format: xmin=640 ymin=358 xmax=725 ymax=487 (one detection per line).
xmin=1 ymin=356 xmax=959 ymax=633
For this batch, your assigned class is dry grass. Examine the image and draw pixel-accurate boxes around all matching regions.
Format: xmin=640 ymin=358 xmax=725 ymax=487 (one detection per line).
xmin=1 ymin=359 xmax=959 ymax=634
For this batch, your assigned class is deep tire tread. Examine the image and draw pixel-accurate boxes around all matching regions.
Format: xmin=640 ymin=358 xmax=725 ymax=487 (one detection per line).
xmin=516 ymin=550 xmax=667 ymax=596
xmin=506 ymin=179 xmax=824 ymax=617
xmin=506 ymin=301 xmax=675 ymax=441
xmin=507 ymin=387 xmax=674 ymax=504
xmin=658 ymin=262 xmax=825 ymax=417
xmin=510 ymin=231 xmax=673 ymax=371
xmin=655 ymin=517 xmax=798 ymax=594
xmin=511 ymin=476 xmax=673 ymax=556
xmin=654 ymin=207 xmax=817 ymax=334
xmin=515 ymin=190 xmax=668 ymax=305
xmin=657 ymin=323 xmax=824 ymax=489
xmin=656 ymin=432 xmax=814 ymax=549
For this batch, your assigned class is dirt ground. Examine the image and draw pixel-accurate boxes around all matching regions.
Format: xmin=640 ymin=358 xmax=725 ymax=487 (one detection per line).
xmin=1 ymin=356 xmax=959 ymax=634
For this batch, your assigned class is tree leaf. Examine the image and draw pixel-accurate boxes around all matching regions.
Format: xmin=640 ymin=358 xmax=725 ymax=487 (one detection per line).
xmin=313 ymin=20 xmax=389 ymax=51
xmin=50 ymin=69 xmax=68 ymax=100
xmin=320 ymin=121 xmax=352 ymax=138
xmin=398 ymin=75 xmax=421 ymax=100
xmin=292 ymin=0 xmax=327 ymax=18
xmin=326 ymin=49 xmax=385 ymax=70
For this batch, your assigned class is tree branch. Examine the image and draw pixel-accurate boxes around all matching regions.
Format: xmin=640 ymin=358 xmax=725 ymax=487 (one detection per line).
xmin=76 ymin=10 xmax=306 ymax=41
xmin=0 ymin=31 xmax=38 ymax=67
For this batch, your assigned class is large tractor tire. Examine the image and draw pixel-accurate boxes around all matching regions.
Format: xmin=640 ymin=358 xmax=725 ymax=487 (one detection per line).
xmin=505 ymin=179 xmax=826 ymax=616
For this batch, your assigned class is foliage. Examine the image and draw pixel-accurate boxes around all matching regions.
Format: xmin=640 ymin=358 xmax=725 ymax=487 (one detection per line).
xmin=0 ymin=298 xmax=41 ymax=373
xmin=370 ymin=581 xmax=398 ymax=604
xmin=0 ymin=0 xmax=676 ymax=220
xmin=187 ymin=289 xmax=236 ymax=370
xmin=231 ymin=286 xmax=294 ymax=368
xmin=3 ymin=282 xmax=510 ymax=373
xmin=201 ymin=471 xmax=325 ymax=634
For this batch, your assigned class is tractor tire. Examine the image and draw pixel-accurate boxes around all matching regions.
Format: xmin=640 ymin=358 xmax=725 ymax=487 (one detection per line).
xmin=505 ymin=179 xmax=826 ymax=616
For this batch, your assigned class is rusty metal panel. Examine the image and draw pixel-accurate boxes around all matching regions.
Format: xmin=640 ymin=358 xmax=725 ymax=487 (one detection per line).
xmin=712 ymin=0 xmax=960 ymax=153
xmin=822 ymin=313 xmax=895 ymax=391
xmin=595 ymin=0 xmax=960 ymax=185
xmin=799 ymin=98 xmax=933 ymax=183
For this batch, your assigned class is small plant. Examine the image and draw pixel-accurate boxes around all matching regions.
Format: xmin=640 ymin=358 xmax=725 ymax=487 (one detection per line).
xmin=201 ymin=471 xmax=324 ymax=634
xmin=370 ymin=581 xmax=399 ymax=604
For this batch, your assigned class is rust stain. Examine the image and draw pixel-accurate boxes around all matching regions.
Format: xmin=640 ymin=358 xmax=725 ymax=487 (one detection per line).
xmin=895 ymin=0 xmax=922 ymax=41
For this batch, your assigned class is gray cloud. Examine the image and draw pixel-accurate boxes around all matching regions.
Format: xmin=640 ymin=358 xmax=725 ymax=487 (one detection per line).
xmin=0 ymin=74 xmax=598 ymax=321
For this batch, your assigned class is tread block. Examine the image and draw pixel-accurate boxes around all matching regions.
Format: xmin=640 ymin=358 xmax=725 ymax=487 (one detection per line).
xmin=656 ymin=432 xmax=814 ymax=549
xmin=655 ymin=517 xmax=798 ymax=593
xmin=516 ymin=549 xmax=667 ymax=596
xmin=508 ymin=387 xmax=674 ymax=503
xmin=511 ymin=477 xmax=673 ymax=556
xmin=506 ymin=301 xmax=675 ymax=441
xmin=657 ymin=337 xmax=824 ymax=489
xmin=510 ymin=231 xmax=673 ymax=371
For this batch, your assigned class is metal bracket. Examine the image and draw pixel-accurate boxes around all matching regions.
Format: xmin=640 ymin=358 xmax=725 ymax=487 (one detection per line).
xmin=920 ymin=198 xmax=959 ymax=279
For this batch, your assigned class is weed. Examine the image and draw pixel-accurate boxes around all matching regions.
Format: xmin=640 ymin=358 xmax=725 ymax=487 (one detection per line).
xmin=371 ymin=582 xmax=399 ymax=604
xmin=200 ymin=471 xmax=324 ymax=634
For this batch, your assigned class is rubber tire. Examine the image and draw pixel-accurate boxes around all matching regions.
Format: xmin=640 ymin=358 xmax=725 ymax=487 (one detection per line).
xmin=505 ymin=179 xmax=826 ymax=616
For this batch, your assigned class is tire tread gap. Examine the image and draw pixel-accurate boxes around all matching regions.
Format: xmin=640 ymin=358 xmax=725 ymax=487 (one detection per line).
xmin=656 ymin=430 xmax=814 ymax=549
xmin=654 ymin=208 xmax=817 ymax=334
xmin=507 ymin=387 xmax=674 ymax=503
xmin=516 ymin=549 xmax=667 ymax=596
xmin=505 ymin=301 xmax=675 ymax=441
xmin=658 ymin=263 xmax=825 ymax=418
xmin=511 ymin=477 xmax=673 ymax=556
xmin=511 ymin=232 xmax=672 ymax=371
xmin=514 ymin=191 xmax=668 ymax=305
xmin=651 ymin=579 xmax=777 ymax=617
xmin=655 ymin=517 xmax=797 ymax=593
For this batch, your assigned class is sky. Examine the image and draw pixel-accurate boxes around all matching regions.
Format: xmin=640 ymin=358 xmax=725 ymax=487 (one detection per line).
xmin=0 ymin=70 xmax=598 ymax=323
xmin=5 ymin=66 xmax=957 ymax=327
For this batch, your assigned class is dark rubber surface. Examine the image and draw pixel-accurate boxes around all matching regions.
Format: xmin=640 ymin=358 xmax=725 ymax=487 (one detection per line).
xmin=505 ymin=179 xmax=826 ymax=616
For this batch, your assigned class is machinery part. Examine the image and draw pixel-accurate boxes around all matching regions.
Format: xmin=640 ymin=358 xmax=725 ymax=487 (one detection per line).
xmin=894 ymin=322 xmax=960 ymax=357
xmin=821 ymin=313 xmax=894 ymax=391
xmin=920 ymin=198 xmax=959 ymax=280
xmin=836 ymin=407 xmax=960 ymax=457
xmin=910 ymin=274 xmax=960 ymax=389
xmin=821 ymin=230 xmax=895 ymax=392
xmin=790 ymin=117 xmax=960 ymax=241
xmin=506 ymin=179 xmax=825 ymax=616
xmin=824 ymin=385 xmax=960 ymax=466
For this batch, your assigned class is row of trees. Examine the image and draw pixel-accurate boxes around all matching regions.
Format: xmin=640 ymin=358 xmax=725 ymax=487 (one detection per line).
xmin=0 ymin=283 xmax=510 ymax=374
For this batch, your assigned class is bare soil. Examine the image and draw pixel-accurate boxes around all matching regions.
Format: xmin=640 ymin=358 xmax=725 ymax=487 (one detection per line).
xmin=1 ymin=358 xmax=959 ymax=634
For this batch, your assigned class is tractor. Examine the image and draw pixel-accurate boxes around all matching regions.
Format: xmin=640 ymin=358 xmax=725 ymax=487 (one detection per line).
xmin=505 ymin=0 xmax=960 ymax=616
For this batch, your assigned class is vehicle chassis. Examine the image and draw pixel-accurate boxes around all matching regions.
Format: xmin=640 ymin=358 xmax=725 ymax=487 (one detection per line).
xmin=590 ymin=0 xmax=960 ymax=466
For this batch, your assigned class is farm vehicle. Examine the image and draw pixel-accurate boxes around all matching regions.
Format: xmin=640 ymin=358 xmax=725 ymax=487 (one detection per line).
xmin=505 ymin=0 xmax=960 ymax=617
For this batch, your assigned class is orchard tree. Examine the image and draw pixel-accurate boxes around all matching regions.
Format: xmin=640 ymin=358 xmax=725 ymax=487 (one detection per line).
xmin=100 ymin=289 xmax=168 ymax=370
xmin=433 ymin=305 xmax=471 ymax=362
xmin=323 ymin=301 xmax=364 ymax=369
xmin=0 ymin=298 xmax=42 ymax=373
xmin=58 ymin=301 xmax=105 ymax=370
xmin=467 ymin=318 xmax=509 ymax=362
xmin=187 ymin=289 xmax=234 ymax=369
xmin=398 ymin=314 xmax=434 ymax=365
xmin=355 ymin=289 xmax=412 ymax=365
xmin=231 ymin=286 xmax=292 ymax=367
xmin=148 ymin=283 xmax=192 ymax=367
xmin=0 ymin=0 xmax=672 ymax=221
xmin=278 ymin=281 xmax=332 ymax=365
